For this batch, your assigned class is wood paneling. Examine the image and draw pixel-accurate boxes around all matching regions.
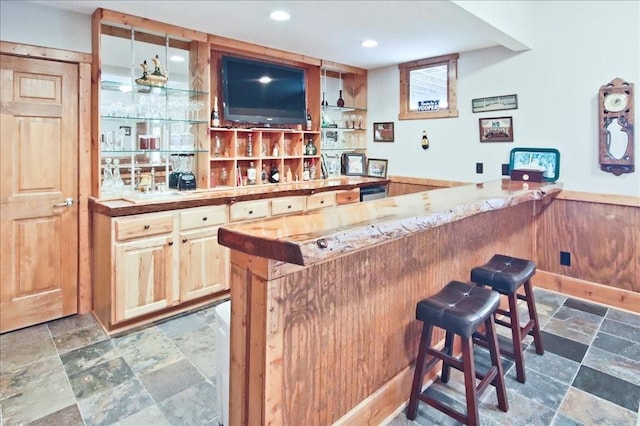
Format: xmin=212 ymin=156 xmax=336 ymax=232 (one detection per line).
xmin=231 ymin=202 xmax=535 ymax=425
xmin=535 ymin=198 xmax=639 ymax=293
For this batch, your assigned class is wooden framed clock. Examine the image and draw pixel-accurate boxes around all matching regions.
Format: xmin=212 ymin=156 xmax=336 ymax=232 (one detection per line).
xmin=598 ymin=78 xmax=634 ymax=176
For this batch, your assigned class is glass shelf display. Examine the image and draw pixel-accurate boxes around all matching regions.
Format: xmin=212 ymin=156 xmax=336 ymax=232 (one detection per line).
xmin=96 ymin=21 xmax=209 ymax=197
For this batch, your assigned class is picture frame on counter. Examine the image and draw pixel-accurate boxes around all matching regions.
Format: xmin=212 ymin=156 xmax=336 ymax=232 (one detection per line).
xmin=373 ymin=122 xmax=394 ymax=142
xmin=472 ymin=94 xmax=518 ymax=113
xmin=367 ymin=158 xmax=388 ymax=178
xmin=479 ymin=116 xmax=514 ymax=142
xmin=341 ymin=152 xmax=366 ymax=176
xmin=509 ymin=147 xmax=560 ymax=182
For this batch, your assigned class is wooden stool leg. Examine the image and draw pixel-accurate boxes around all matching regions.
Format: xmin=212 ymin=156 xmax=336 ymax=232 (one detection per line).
xmin=524 ymin=280 xmax=544 ymax=355
xmin=461 ymin=336 xmax=479 ymax=426
xmin=440 ymin=331 xmax=455 ymax=383
xmin=507 ymin=292 xmax=526 ymax=383
xmin=407 ymin=323 xmax=434 ymax=420
xmin=484 ymin=317 xmax=508 ymax=412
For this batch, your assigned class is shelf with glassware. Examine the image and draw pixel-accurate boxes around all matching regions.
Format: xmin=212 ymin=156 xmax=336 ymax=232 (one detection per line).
xmin=209 ymin=128 xmax=322 ymax=188
xmin=320 ymin=105 xmax=367 ymax=178
xmin=100 ymin=81 xmax=208 ymax=196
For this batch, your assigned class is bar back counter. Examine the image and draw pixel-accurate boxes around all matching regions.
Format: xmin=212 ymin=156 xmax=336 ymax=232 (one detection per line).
xmin=217 ymin=179 xmax=562 ymax=425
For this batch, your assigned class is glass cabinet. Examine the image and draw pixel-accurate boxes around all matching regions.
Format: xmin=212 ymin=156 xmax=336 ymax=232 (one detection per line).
xmin=93 ymin=10 xmax=210 ymax=198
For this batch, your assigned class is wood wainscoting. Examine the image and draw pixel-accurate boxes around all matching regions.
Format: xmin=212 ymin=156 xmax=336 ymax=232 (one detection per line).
xmin=534 ymin=190 xmax=640 ymax=313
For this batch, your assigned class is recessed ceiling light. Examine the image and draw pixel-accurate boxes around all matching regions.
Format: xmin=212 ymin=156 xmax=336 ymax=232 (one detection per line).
xmin=362 ymin=40 xmax=378 ymax=48
xmin=270 ymin=10 xmax=290 ymax=21
xmin=169 ymin=55 xmax=185 ymax=62
xmin=259 ymin=76 xmax=272 ymax=84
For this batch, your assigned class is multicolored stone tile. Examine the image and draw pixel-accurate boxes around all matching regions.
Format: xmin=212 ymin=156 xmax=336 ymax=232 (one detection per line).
xmin=559 ymin=386 xmax=637 ymax=426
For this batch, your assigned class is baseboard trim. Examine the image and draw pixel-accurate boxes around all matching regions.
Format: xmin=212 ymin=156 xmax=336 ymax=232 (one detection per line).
xmin=534 ymin=270 xmax=640 ymax=314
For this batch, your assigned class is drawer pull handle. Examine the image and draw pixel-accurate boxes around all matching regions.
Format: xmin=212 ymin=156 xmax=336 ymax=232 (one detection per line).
xmin=144 ymin=225 xmax=150 ymax=230
xmin=320 ymin=200 xmax=325 ymax=204
xmin=182 ymin=238 xmax=188 ymax=243
xmin=249 ymin=210 xmax=254 ymax=214
xmin=287 ymin=205 xmax=292 ymax=209
xmin=168 ymin=241 xmax=174 ymax=246
xmin=202 ymin=217 xmax=208 ymax=221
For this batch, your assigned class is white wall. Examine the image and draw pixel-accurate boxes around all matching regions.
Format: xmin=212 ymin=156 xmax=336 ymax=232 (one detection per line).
xmin=367 ymin=1 xmax=640 ymax=197
xmin=0 ymin=1 xmax=91 ymax=53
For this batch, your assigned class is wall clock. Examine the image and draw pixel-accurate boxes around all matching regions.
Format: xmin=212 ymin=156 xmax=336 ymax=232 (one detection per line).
xmin=598 ymin=78 xmax=634 ymax=176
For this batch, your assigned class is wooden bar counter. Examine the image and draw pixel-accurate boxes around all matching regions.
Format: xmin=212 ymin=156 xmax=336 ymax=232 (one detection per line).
xmin=217 ymin=179 xmax=562 ymax=425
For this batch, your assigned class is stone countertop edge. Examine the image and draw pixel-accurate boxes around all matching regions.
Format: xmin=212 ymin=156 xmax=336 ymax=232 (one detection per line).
xmin=217 ymin=179 xmax=563 ymax=266
xmin=90 ymin=177 xmax=389 ymax=217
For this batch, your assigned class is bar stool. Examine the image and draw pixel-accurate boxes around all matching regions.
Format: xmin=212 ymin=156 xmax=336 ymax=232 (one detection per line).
xmin=407 ymin=280 xmax=508 ymax=426
xmin=471 ymin=254 xmax=544 ymax=384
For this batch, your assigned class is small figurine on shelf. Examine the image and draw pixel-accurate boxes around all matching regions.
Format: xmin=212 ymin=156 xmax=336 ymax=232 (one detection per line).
xmin=135 ymin=54 xmax=168 ymax=87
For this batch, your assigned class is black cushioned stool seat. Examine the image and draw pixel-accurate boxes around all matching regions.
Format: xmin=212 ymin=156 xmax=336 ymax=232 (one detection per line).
xmin=471 ymin=254 xmax=544 ymax=384
xmin=407 ymin=281 xmax=508 ymax=426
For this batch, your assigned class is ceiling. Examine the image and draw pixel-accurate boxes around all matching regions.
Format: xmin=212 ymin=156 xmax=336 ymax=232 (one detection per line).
xmin=33 ymin=0 xmax=525 ymax=70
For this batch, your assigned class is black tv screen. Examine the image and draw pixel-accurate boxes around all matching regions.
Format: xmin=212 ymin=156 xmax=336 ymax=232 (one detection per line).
xmin=221 ymin=56 xmax=307 ymax=126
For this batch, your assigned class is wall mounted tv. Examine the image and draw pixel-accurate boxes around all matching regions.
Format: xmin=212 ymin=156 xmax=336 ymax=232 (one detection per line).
xmin=221 ymin=55 xmax=307 ymax=126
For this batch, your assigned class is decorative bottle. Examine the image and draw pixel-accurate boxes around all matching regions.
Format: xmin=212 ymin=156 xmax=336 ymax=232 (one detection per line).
xmin=302 ymin=161 xmax=310 ymax=181
xmin=321 ymin=92 xmax=328 ymax=106
xmin=337 ymin=90 xmax=345 ymax=107
xmin=246 ymin=133 xmax=253 ymax=157
xmin=305 ymin=137 xmax=317 ymax=155
xmin=421 ymin=131 xmax=430 ymax=150
xmin=286 ymin=166 xmax=293 ymax=183
xmin=213 ymin=134 xmax=222 ymax=157
xmin=211 ymin=96 xmax=220 ymax=127
xmin=247 ymin=161 xmax=257 ymax=185
xmin=261 ymin=164 xmax=268 ymax=184
xmin=269 ymin=163 xmax=280 ymax=183
xmin=306 ymin=109 xmax=312 ymax=131
xmin=309 ymin=159 xmax=317 ymax=180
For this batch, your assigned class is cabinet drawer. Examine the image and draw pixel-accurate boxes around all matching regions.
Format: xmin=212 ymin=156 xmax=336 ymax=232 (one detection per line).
xmin=336 ymin=188 xmax=360 ymax=205
xmin=271 ymin=196 xmax=305 ymax=216
xmin=180 ymin=206 xmax=228 ymax=230
xmin=115 ymin=213 xmax=173 ymax=241
xmin=229 ymin=200 xmax=270 ymax=222
xmin=306 ymin=192 xmax=336 ymax=211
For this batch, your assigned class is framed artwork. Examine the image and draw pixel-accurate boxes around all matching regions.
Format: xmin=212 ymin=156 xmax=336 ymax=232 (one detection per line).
xmin=342 ymin=152 xmax=366 ymax=176
xmin=373 ymin=122 xmax=394 ymax=142
xmin=479 ymin=116 xmax=513 ymax=142
xmin=509 ymin=148 xmax=560 ymax=182
xmin=367 ymin=159 xmax=388 ymax=178
xmin=472 ymin=94 xmax=518 ymax=113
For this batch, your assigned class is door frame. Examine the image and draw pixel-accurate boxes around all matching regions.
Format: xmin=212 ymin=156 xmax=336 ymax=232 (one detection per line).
xmin=1 ymin=41 xmax=93 ymax=314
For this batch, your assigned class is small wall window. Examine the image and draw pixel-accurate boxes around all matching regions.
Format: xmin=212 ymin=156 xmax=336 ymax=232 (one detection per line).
xmin=399 ymin=53 xmax=459 ymax=120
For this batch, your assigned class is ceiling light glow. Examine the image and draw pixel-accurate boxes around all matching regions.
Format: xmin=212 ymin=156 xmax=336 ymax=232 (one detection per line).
xmin=259 ymin=76 xmax=272 ymax=84
xmin=362 ymin=40 xmax=378 ymax=48
xmin=270 ymin=11 xmax=290 ymax=21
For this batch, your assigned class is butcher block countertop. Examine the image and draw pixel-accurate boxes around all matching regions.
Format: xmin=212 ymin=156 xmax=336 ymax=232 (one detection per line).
xmin=90 ymin=177 xmax=387 ymax=217
xmin=218 ymin=179 xmax=563 ymax=266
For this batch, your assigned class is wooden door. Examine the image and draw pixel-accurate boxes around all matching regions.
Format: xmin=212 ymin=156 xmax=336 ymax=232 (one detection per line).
xmin=114 ymin=236 xmax=174 ymax=322
xmin=0 ymin=55 xmax=79 ymax=333
xmin=179 ymin=227 xmax=229 ymax=301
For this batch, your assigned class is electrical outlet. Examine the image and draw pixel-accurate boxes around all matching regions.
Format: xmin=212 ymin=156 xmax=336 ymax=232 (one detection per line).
xmin=476 ymin=162 xmax=483 ymax=174
xmin=502 ymin=163 xmax=510 ymax=176
xmin=560 ymin=251 xmax=571 ymax=266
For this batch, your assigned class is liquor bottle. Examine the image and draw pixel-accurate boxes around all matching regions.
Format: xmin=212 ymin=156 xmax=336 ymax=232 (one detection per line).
xmin=306 ymin=109 xmax=312 ymax=131
xmin=309 ymin=159 xmax=317 ymax=180
xmin=302 ymin=161 xmax=310 ymax=181
xmin=306 ymin=137 xmax=317 ymax=155
xmin=269 ymin=163 xmax=280 ymax=183
xmin=337 ymin=90 xmax=345 ymax=107
xmin=247 ymin=133 xmax=253 ymax=157
xmin=321 ymin=92 xmax=328 ymax=106
xmin=211 ymin=96 xmax=220 ymax=127
xmin=247 ymin=161 xmax=257 ymax=185
xmin=220 ymin=167 xmax=228 ymax=185
xmin=286 ymin=166 xmax=293 ymax=183
xmin=261 ymin=164 xmax=268 ymax=184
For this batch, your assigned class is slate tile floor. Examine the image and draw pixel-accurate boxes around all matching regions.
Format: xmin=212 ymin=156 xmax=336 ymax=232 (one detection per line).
xmin=1 ymin=288 xmax=639 ymax=425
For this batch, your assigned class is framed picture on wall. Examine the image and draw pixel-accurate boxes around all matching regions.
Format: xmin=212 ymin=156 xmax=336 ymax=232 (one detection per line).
xmin=479 ymin=116 xmax=513 ymax=142
xmin=373 ymin=122 xmax=394 ymax=142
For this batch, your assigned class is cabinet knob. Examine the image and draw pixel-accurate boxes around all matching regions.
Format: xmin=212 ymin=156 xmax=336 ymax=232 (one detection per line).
xmin=249 ymin=210 xmax=254 ymax=214
xmin=144 ymin=224 xmax=150 ymax=230
xmin=202 ymin=216 xmax=208 ymax=221
xmin=320 ymin=200 xmax=325 ymax=204
xmin=287 ymin=205 xmax=292 ymax=209
xmin=182 ymin=238 xmax=188 ymax=243
xmin=168 ymin=241 xmax=174 ymax=246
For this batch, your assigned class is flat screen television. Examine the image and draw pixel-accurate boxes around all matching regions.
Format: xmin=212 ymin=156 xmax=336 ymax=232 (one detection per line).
xmin=221 ymin=55 xmax=307 ymax=126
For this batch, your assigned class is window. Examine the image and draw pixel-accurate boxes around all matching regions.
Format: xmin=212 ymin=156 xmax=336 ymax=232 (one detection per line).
xmin=399 ymin=53 xmax=459 ymax=120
